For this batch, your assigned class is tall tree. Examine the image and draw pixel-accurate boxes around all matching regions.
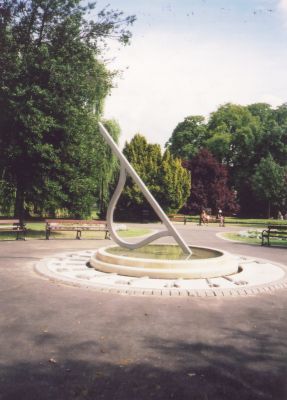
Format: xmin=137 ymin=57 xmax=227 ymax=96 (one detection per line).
xmin=157 ymin=149 xmax=191 ymax=214
xmin=206 ymin=103 xmax=260 ymax=168
xmin=119 ymin=134 xmax=162 ymax=219
xmin=251 ymin=155 xmax=287 ymax=218
xmin=274 ymin=104 xmax=287 ymax=165
xmin=165 ymin=115 xmax=208 ymax=159
xmin=0 ymin=0 xmax=135 ymax=219
xmin=248 ymin=103 xmax=287 ymax=166
xmin=206 ymin=103 xmax=261 ymax=216
xmin=166 ymin=102 xmax=287 ymax=216
xmin=96 ymin=119 xmax=120 ymax=217
xmin=116 ymin=134 xmax=190 ymax=220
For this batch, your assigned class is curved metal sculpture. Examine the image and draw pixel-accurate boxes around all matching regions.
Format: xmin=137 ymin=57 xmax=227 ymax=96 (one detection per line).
xmin=98 ymin=122 xmax=192 ymax=255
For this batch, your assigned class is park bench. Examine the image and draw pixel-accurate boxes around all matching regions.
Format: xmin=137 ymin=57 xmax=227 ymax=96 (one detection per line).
xmin=168 ymin=214 xmax=195 ymax=224
xmin=168 ymin=214 xmax=186 ymax=223
xmin=261 ymin=224 xmax=287 ymax=246
xmin=0 ymin=219 xmax=26 ymax=240
xmin=45 ymin=219 xmax=110 ymax=240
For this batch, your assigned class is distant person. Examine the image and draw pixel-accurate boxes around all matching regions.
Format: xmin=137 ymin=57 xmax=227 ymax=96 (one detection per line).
xmin=278 ymin=211 xmax=283 ymax=220
xmin=284 ymin=212 xmax=287 ymax=221
xmin=218 ymin=209 xmax=225 ymax=227
xmin=200 ymin=209 xmax=209 ymax=225
xmin=199 ymin=210 xmax=205 ymax=225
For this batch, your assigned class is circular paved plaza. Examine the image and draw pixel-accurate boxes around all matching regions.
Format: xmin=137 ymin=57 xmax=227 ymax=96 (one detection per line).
xmin=0 ymin=223 xmax=286 ymax=400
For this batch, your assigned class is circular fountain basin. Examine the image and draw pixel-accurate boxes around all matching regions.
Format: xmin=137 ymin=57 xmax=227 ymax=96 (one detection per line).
xmin=90 ymin=244 xmax=239 ymax=279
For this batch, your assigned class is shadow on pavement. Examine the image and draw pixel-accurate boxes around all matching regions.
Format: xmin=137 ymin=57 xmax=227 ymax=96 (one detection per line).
xmin=1 ymin=329 xmax=286 ymax=400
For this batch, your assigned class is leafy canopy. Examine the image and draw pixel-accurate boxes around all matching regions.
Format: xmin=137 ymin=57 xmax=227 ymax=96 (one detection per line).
xmin=166 ymin=102 xmax=287 ymax=217
xmin=183 ymin=149 xmax=238 ymax=215
xmin=116 ymin=134 xmax=190 ymax=220
xmin=251 ymin=154 xmax=287 ymax=217
xmin=165 ymin=115 xmax=208 ymax=159
xmin=0 ymin=0 xmax=135 ymax=218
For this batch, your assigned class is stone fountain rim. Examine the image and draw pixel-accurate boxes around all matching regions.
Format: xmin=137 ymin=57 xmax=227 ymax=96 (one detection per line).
xmin=95 ymin=243 xmax=231 ymax=266
xmin=91 ymin=243 xmax=240 ymax=279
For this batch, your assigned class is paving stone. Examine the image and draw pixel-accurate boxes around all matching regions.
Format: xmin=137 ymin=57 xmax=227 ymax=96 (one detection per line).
xmin=187 ymin=290 xmax=197 ymax=297
xmin=170 ymin=289 xmax=181 ymax=296
xmin=142 ymin=289 xmax=154 ymax=296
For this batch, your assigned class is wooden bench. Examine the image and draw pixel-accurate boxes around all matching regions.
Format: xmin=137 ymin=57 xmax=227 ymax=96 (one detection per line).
xmin=0 ymin=219 xmax=26 ymax=240
xmin=261 ymin=225 xmax=287 ymax=246
xmin=168 ymin=215 xmax=194 ymax=224
xmin=45 ymin=219 xmax=110 ymax=240
xmin=168 ymin=214 xmax=186 ymax=223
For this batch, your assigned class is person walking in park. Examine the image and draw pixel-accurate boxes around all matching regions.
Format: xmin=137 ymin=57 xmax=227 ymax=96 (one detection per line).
xmin=199 ymin=209 xmax=210 ymax=225
xmin=200 ymin=209 xmax=208 ymax=225
xmin=218 ymin=209 xmax=225 ymax=227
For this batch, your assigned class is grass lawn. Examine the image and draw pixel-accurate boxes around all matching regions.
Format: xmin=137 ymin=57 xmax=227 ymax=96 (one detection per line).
xmin=0 ymin=222 xmax=151 ymax=241
xmin=223 ymin=231 xmax=287 ymax=247
xmin=184 ymin=215 xmax=287 ymax=226
xmin=224 ymin=217 xmax=287 ymax=226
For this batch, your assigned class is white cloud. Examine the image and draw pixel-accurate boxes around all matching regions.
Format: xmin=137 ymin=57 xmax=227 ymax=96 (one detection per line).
xmin=279 ymin=0 xmax=287 ymax=10
xmin=278 ymin=0 xmax=287 ymax=25
xmin=103 ymin=31 xmax=287 ymax=149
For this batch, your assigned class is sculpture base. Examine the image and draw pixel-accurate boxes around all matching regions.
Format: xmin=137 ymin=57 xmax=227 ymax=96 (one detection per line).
xmin=90 ymin=244 xmax=239 ymax=279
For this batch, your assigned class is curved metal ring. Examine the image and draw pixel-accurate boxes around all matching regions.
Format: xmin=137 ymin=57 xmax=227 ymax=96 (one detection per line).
xmin=106 ymin=162 xmax=170 ymax=250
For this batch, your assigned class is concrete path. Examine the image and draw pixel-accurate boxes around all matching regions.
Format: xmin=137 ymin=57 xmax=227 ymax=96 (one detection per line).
xmin=0 ymin=223 xmax=286 ymax=400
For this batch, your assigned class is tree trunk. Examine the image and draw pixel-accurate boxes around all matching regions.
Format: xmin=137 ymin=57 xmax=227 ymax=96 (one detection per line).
xmin=267 ymin=200 xmax=271 ymax=219
xmin=14 ymin=184 xmax=25 ymax=224
xmin=100 ymin=177 xmax=104 ymax=216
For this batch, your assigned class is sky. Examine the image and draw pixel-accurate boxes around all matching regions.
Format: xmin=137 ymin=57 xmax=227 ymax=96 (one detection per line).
xmin=93 ymin=0 xmax=287 ymax=148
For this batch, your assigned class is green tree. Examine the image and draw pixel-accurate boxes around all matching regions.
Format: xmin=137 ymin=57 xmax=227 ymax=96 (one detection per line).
xmin=207 ymin=103 xmax=260 ymax=168
xmin=251 ymin=155 xmax=287 ymax=218
xmin=166 ymin=102 xmax=287 ymax=216
xmin=274 ymin=104 xmax=287 ymax=165
xmin=248 ymin=103 xmax=287 ymax=166
xmin=116 ymin=134 xmax=190 ymax=220
xmin=157 ymin=149 xmax=191 ymax=213
xmin=0 ymin=0 xmax=135 ymax=219
xmin=206 ymin=103 xmax=261 ymax=216
xmin=165 ymin=116 xmax=208 ymax=159
xmin=121 ymin=134 xmax=162 ymax=210
xmin=96 ymin=119 xmax=120 ymax=217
